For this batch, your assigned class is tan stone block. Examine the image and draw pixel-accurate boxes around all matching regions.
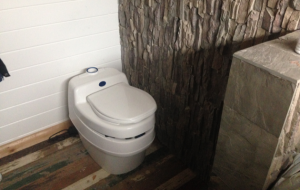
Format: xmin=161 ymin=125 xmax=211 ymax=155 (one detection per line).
xmin=292 ymin=0 xmax=300 ymax=10
xmin=253 ymin=0 xmax=263 ymax=11
xmin=268 ymin=0 xmax=278 ymax=9
xmin=287 ymin=10 xmax=300 ymax=31
xmin=225 ymin=58 xmax=294 ymax=137
xmin=262 ymin=7 xmax=275 ymax=32
xmin=281 ymin=6 xmax=294 ymax=29
xmin=230 ymin=0 xmax=241 ymax=20
xmin=236 ymin=0 xmax=250 ymax=24
xmin=213 ymin=106 xmax=278 ymax=190
xmin=264 ymin=83 xmax=300 ymax=188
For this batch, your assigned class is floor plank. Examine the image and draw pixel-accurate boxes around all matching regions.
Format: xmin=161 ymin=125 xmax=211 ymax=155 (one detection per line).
xmin=108 ymin=154 xmax=175 ymax=190
xmin=0 ymin=120 xmax=72 ymax=159
xmin=208 ymin=175 xmax=232 ymax=190
xmin=0 ymin=136 xmax=225 ymax=190
xmin=1 ymin=141 xmax=87 ymax=190
xmin=0 ymin=132 xmax=70 ymax=165
xmin=108 ymin=156 xmax=188 ymax=190
xmin=19 ymin=155 xmax=101 ymax=190
xmin=154 ymin=168 xmax=196 ymax=190
xmin=0 ymin=137 xmax=80 ymax=175
xmin=62 ymin=169 xmax=110 ymax=190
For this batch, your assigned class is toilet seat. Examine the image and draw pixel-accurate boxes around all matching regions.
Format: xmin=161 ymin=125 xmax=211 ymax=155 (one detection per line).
xmin=87 ymin=83 xmax=156 ymax=125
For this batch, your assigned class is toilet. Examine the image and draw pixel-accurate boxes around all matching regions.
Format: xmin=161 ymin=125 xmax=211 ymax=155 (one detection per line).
xmin=68 ymin=67 xmax=157 ymax=174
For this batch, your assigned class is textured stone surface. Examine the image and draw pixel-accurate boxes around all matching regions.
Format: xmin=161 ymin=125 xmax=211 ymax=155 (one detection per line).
xmin=214 ymin=106 xmax=278 ymax=190
xmin=264 ymin=83 xmax=300 ymax=189
xmin=268 ymin=0 xmax=278 ymax=9
xmin=272 ymin=0 xmax=289 ymax=33
xmin=292 ymin=0 xmax=300 ymax=10
xmin=213 ymin=31 xmax=300 ymax=190
xmin=225 ymin=58 xmax=294 ymax=137
xmin=262 ymin=8 xmax=275 ymax=32
xmin=235 ymin=31 xmax=300 ymax=82
xmin=236 ymin=0 xmax=250 ymax=24
xmin=118 ymin=0 xmax=300 ymax=184
xmin=282 ymin=6 xmax=294 ymax=28
xmin=287 ymin=10 xmax=300 ymax=31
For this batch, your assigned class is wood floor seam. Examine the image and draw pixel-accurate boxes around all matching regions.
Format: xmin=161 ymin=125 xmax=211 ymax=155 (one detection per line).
xmin=0 ymin=135 xmax=224 ymax=190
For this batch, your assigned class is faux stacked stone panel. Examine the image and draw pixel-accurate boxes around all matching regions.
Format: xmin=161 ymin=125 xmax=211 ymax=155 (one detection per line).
xmin=118 ymin=0 xmax=300 ymax=182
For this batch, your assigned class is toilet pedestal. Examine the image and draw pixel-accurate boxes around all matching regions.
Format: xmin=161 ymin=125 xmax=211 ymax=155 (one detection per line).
xmin=80 ymin=135 xmax=147 ymax=174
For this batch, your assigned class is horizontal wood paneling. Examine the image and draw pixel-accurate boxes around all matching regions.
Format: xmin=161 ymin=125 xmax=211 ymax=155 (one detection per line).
xmin=0 ymin=74 xmax=74 ymax=109
xmin=0 ymin=0 xmax=118 ymax=32
xmin=0 ymin=59 xmax=121 ymax=110
xmin=0 ymin=46 xmax=121 ymax=92
xmin=0 ymin=14 xmax=119 ymax=53
xmin=0 ymin=106 xmax=68 ymax=146
xmin=1 ymin=31 xmax=120 ymax=71
xmin=0 ymin=0 xmax=121 ymax=145
xmin=0 ymin=59 xmax=122 ymax=111
xmin=0 ymin=91 xmax=67 ymax=126
xmin=0 ymin=0 xmax=73 ymax=10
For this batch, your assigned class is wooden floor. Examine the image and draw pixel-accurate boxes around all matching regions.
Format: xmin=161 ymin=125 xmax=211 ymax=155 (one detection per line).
xmin=0 ymin=133 xmax=228 ymax=190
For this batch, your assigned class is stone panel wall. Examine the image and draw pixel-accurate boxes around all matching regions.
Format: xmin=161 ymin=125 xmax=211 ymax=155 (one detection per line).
xmin=213 ymin=31 xmax=300 ymax=189
xmin=118 ymin=0 xmax=300 ymax=181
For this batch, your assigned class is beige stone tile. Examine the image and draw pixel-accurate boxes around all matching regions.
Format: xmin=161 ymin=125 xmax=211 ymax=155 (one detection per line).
xmin=224 ymin=58 xmax=295 ymax=137
xmin=213 ymin=106 xmax=278 ymax=190
xmin=264 ymin=84 xmax=300 ymax=188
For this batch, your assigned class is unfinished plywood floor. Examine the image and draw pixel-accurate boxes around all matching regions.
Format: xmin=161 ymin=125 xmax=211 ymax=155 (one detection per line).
xmin=0 ymin=134 xmax=227 ymax=190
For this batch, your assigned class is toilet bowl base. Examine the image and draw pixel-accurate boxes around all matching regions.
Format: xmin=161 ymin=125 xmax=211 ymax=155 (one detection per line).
xmin=80 ymin=134 xmax=146 ymax=175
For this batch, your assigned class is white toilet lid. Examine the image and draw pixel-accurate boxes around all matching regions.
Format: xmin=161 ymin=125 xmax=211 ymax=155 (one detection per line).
xmin=87 ymin=83 xmax=157 ymax=124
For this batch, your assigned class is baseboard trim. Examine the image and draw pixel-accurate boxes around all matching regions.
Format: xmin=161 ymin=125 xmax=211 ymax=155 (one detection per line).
xmin=0 ymin=120 xmax=72 ymax=159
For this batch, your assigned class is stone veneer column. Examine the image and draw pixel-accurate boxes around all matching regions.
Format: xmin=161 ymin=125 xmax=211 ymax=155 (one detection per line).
xmin=212 ymin=31 xmax=300 ymax=190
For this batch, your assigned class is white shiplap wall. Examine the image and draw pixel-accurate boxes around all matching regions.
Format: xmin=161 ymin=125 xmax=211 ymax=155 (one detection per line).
xmin=0 ymin=0 xmax=122 ymax=146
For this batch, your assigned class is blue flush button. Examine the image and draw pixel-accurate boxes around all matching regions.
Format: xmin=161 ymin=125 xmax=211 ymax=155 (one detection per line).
xmin=99 ymin=81 xmax=106 ymax=87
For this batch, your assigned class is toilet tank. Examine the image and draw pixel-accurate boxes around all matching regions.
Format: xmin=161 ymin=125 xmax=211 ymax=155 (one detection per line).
xmin=68 ymin=67 xmax=128 ymax=108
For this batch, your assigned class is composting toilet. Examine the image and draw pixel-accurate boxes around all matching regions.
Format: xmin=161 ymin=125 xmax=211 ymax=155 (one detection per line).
xmin=68 ymin=67 xmax=157 ymax=174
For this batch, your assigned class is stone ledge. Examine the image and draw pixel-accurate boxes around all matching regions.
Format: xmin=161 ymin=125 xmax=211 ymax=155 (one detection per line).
xmin=234 ymin=31 xmax=300 ymax=83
